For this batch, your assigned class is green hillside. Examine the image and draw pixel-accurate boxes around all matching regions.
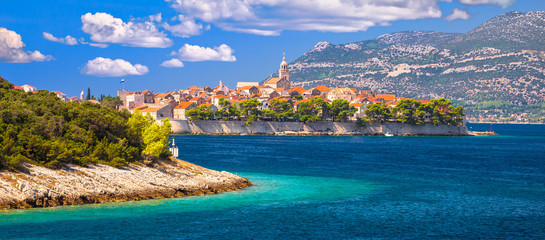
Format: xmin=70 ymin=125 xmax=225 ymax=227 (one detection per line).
xmin=0 ymin=76 xmax=171 ymax=171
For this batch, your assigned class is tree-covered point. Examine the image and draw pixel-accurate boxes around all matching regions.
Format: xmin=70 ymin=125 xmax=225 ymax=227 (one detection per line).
xmin=364 ymin=98 xmax=464 ymax=126
xmin=0 ymin=77 xmax=171 ymax=171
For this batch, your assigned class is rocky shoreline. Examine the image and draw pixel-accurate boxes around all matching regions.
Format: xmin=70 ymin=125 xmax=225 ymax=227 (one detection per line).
xmin=0 ymin=159 xmax=252 ymax=210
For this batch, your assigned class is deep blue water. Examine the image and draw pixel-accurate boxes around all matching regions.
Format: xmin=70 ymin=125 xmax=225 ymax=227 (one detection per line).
xmin=1 ymin=123 xmax=544 ymax=239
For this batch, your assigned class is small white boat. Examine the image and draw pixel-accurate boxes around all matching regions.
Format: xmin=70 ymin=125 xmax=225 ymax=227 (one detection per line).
xmin=240 ymin=133 xmax=248 ymax=136
xmin=384 ymin=132 xmax=394 ymax=137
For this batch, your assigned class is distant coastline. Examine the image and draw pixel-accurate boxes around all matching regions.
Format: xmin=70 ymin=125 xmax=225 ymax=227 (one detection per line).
xmin=469 ymin=122 xmax=545 ymax=125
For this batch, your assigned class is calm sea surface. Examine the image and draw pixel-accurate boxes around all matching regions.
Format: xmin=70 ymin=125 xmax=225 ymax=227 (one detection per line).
xmin=1 ymin=123 xmax=544 ymax=239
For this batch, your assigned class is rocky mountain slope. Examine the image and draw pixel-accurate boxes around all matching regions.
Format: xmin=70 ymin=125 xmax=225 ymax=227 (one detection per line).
xmin=287 ymin=11 xmax=545 ymax=120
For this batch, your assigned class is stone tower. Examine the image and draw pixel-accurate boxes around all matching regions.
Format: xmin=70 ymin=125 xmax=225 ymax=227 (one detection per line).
xmin=279 ymin=53 xmax=289 ymax=82
xmin=80 ymin=90 xmax=85 ymax=101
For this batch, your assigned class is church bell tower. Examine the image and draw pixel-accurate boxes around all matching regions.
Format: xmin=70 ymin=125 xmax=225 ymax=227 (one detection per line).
xmin=279 ymin=53 xmax=289 ymax=81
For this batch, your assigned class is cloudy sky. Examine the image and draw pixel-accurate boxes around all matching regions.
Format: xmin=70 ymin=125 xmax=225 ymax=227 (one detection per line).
xmin=0 ymin=0 xmax=543 ymax=97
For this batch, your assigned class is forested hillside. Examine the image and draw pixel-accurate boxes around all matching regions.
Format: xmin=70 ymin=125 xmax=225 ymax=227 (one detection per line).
xmin=0 ymin=76 xmax=171 ymax=171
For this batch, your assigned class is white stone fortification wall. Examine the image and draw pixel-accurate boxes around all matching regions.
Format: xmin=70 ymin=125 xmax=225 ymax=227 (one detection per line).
xmin=169 ymin=120 xmax=469 ymax=136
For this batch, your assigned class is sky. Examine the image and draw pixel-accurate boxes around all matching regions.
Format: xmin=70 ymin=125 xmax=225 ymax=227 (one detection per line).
xmin=0 ymin=0 xmax=544 ymax=98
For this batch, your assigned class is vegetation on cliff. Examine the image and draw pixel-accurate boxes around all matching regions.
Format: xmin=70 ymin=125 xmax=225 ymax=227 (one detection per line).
xmin=364 ymin=98 xmax=464 ymax=125
xmin=186 ymin=96 xmax=463 ymax=126
xmin=187 ymin=97 xmax=356 ymax=124
xmin=0 ymin=76 xmax=171 ymax=171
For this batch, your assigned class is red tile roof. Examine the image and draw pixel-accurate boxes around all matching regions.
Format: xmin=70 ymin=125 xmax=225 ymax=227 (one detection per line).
xmin=290 ymin=86 xmax=306 ymax=94
xmin=175 ymin=102 xmax=194 ymax=109
xmin=315 ymin=85 xmax=330 ymax=92
xmin=350 ymin=103 xmax=365 ymax=107
xmin=376 ymin=94 xmax=396 ymax=101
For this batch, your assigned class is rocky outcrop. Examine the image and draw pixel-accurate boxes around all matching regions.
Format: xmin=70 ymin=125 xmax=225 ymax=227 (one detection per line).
xmin=0 ymin=159 xmax=252 ymax=210
xmin=170 ymin=120 xmax=469 ymax=136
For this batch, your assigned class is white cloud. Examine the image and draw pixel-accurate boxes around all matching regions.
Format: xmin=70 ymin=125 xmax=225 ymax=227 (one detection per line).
xmin=163 ymin=15 xmax=205 ymax=38
xmin=166 ymin=0 xmax=254 ymax=22
xmin=43 ymin=32 xmax=79 ymax=45
xmin=444 ymin=8 xmax=472 ymax=21
xmin=82 ymin=57 xmax=149 ymax=77
xmin=0 ymin=27 xmax=53 ymax=63
xmin=88 ymin=43 xmax=109 ymax=48
xmin=149 ymin=13 xmax=163 ymax=22
xmin=160 ymin=58 xmax=184 ymax=68
xmin=81 ymin=12 xmax=173 ymax=48
xmin=165 ymin=0 xmax=445 ymax=35
xmin=171 ymin=43 xmax=236 ymax=62
xmin=165 ymin=0 xmax=519 ymax=35
xmin=459 ymin=0 xmax=517 ymax=8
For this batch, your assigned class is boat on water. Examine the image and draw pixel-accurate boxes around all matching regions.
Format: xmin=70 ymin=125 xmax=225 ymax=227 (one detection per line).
xmin=240 ymin=133 xmax=248 ymax=136
xmin=384 ymin=132 xmax=394 ymax=137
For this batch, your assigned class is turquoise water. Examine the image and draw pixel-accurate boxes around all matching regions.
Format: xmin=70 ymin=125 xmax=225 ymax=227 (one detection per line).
xmin=1 ymin=123 xmax=544 ymax=239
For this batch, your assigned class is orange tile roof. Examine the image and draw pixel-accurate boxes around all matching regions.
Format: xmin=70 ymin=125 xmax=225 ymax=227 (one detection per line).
xmin=375 ymin=94 xmax=396 ymax=101
xmin=315 ymin=85 xmax=330 ymax=92
xmin=350 ymin=103 xmax=365 ymax=107
xmin=229 ymin=99 xmax=244 ymax=103
xmin=416 ymin=100 xmax=430 ymax=104
xmin=212 ymin=94 xmax=227 ymax=99
xmin=13 ymin=86 xmax=23 ymax=90
xmin=290 ymin=86 xmax=306 ymax=94
xmin=139 ymin=107 xmax=161 ymax=112
xmin=175 ymin=102 xmax=194 ymax=109
xmin=293 ymin=99 xmax=310 ymax=106
xmin=189 ymin=97 xmax=202 ymax=101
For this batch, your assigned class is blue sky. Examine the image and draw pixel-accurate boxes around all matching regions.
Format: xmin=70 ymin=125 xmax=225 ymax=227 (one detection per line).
xmin=0 ymin=0 xmax=543 ymax=98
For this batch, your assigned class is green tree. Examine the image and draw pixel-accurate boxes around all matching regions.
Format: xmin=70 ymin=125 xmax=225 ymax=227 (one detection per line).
xmin=392 ymin=99 xmax=422 ymax=125
xmin=100 ymin=96 xmax=123 ymax=110
xmin=268 ymin=99 xmax=294 ymax=120
xmin=364 ymin=104 xmax=392 ymax=124
xmin=295 ymin=97 xmax=327 ymax=122
xmin=187 ymin=105 xmax=214 ymax=120
xmin=328 ymin=99 xmax=356 ymax=122
xmin=239 ymin=98 xmax=262 ymax=117
xmin=0 ymin=76 xmax=14 ymax=89
xmin=142 ymin=118 xmax=172 ymax=160
xmin=215 ymin=98 xmax=232 ymax=119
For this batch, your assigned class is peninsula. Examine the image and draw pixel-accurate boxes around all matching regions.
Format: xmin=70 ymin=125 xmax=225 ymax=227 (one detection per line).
xmin=0 ymin=77 xmax=251 ymax=210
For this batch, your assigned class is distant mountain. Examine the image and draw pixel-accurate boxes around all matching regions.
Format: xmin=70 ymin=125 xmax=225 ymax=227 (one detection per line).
xmin=287 ymin=11 xmax=545 ymax=119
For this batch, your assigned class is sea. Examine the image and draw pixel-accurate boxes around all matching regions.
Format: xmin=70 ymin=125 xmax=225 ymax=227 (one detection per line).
xmin=1 ymin=123 xmax=544 ymax=239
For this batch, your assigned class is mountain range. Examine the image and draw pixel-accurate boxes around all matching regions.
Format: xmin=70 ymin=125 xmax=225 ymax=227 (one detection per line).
xmin=286 ymin=11 xmax=545 ymax=120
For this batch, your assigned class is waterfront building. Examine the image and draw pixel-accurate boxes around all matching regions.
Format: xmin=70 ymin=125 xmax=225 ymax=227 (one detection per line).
xmin=174 ymin=102 xmax=196 ymax=120
xmin=125 ymin=92 xmax=144 ymax=109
